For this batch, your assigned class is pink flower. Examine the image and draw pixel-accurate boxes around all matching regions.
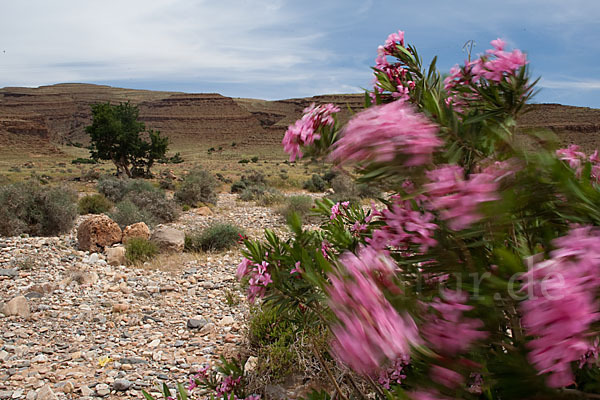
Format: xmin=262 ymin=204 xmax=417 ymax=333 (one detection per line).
xmin=331 ymin=100 xmax=441 ymax=167
xmin=369 ymin=195 xmax=438 ymax=253
xmin=328 ymin=247 xmax=420 ymax=375
xmin=378 ymin=355 xmax=410 ymax=389
xmin=290 ymin=261 xmax=302 ymax=275
xmin=520 ymin=226 xmax=600 ymax=387
xmin=247 ymin=261 xmax=273 ymax=303
xmin=321 ymin=240 xmax=331 ymax=259
xmin=421 ymin=290 xmax=487 ymax=355
xmin=282 ymin=103 xmax=340 ymax=161
xmin=425 ymin=165 xmax=499 ymax=231
xmin=383 ymin=30 xmax=405 ymax=54
xmin=216 ymin=375 xmax=241 ymax=396
xmin=430 ymin=365 xmax=464 ymax=388
xmin=236 ymin=258 xmax=253 ymax=280
xmin=409 ymin=389 xmax=453 ymax=400
xmin=556 ymin=144 xmax=587 ymax=175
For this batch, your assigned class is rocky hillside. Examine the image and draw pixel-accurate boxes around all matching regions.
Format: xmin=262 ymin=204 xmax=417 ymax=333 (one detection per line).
xmin=1 ymin=83 xmax=599 ymax=154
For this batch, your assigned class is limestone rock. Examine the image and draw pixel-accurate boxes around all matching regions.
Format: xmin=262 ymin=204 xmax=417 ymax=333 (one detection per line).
xmin=195 ymin=206 xmax=213 ymax=216
xmin=36 ymin=385 xmax=57 ymax=400
xmin=105 ymin=246 xmax=126 ymax=266
xmin=150 ymin=226 xmax=184 ymax=252
xmin=122 ymin=222 xmax=151 ymax=244
xmin=77 ymin=215 xmax=122 ymax=252
xmin=1 ymin=296 xmax=30 ymax=319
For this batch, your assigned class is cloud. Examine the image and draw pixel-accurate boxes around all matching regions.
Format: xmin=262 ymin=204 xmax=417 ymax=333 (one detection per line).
xmin=540 ymin=78 xmax=600 ymax=90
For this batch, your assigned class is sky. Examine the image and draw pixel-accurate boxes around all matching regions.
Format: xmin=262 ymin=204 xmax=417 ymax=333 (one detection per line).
xmin=0 ymin=0 xmax=599 ymax=108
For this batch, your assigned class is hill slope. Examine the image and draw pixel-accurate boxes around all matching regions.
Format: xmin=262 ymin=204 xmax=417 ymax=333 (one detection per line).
xmin=1 ymin=84 xmax=599 ymax=156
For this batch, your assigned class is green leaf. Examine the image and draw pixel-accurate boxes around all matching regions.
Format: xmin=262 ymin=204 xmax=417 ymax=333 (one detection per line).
xmin=141 ymin=390 xmax=155 ymax=400
xmin=177 ymin=383 xmax=188 ymax=400
xmin=162 ymin=383 xmax=172 ymax=398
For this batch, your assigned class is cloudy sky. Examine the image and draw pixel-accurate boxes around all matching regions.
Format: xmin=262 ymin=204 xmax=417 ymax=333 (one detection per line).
xmin=1 ymin=0 xmax=599 ymax=107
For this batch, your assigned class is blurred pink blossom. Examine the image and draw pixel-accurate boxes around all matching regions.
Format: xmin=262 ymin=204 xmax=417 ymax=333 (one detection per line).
xmin=421 ymin=290 xmax=487 ymax=355
xmin=328 ymin=247 xmax=420 ymax=375
xmin=520 ymin=226 xmax=600 ymax=387
xmin=282 ymin=103 xmax=340 ymax=161
xmin=331 ymin=100 xmax=441 ymax=167
xmin=425 ymin=165 xmax=499 ymax=230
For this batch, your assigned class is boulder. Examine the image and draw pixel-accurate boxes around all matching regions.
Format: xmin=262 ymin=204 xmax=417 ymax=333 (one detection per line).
xmin=37 ymin=385 xmax=58 ymax=400
xmin=1 ymin=295 xmax=31 ymax=319
xmin=151 ymin=226 xmax=185 ymax=252
xmin=122 ymin=222 xmax=151 ymax=244
xmin=195 ymin=206 xmax=213 ymax=216
xmin=77 ymin=215 xmax=122 ymax=252
xmin=105 ymin=246 xmax=126 ymax=266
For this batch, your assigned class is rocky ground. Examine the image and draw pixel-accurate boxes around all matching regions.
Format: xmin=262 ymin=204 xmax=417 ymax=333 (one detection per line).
xmin=0 ymin=194 xmax=301 ymax=400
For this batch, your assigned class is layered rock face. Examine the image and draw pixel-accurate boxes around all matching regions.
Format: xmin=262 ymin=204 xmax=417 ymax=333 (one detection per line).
xmin=138 ymin=93 xmax=268 ymax=145
xmin=0 ymin=84 xmax=175 ymax=147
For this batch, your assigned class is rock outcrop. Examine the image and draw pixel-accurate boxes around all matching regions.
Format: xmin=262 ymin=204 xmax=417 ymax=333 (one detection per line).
xmin=150 ymin=226 xmax=185 ymax=252
xmin=77 ymin=215 xmax=122 ymax=252
xmin=122 ymin=222 xmax=151 ymax=244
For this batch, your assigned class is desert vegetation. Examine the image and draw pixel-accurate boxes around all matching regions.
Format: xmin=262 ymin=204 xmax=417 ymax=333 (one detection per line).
xmin=2 ymin=27 xmax=600 ymax=400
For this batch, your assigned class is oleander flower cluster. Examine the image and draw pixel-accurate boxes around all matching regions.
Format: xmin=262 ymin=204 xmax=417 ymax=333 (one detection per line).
xmin=330 ymin=100 xmax=442 ymax=167
xmin=282 ymin=102 xmax=340 ymax=161
xmin=520 ymin=226 xmax=600 ymax=387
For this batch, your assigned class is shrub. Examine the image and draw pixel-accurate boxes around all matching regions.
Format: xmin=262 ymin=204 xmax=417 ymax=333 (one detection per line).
xmin=278 ymin=195 xmax=314 ymax=221
xmin=248 ymin=306 xmax=298 ymax=381
xmin=303 ymin=174 xmax=326 ymax=192
xmin=242 ymin=170 xmax=266 ymax=185
xmin=251 ymin=156 xmax=259 ymax=163
xmin=71 ymin=157 xmax=98 ymax=164
xmin=184 ymin=223 xmax=244 ymax=252
xmin=158 ymin=178 xmax=175 ymax=190
xmin=125 ymin=190 xmax=179 ymax=225
xmin=0 ymin=182 xmax=77 ymax=236
xmin=97 ymin=176 xmax=130 ymax=202
xmin=230 ymin=180 xmax=247 ymax=193
xmin=78 ymin=194 xmax=113 ymax=215
xmin=255 ymin=190 xmax=284 ymax=206
xmin=97 ymin=176 xmax=157 ymax=202
xmin=238 ymin=159 xmax=249 ymax=164
xmin=125 ymin=237 xmax=158 ymax=264
xmin=109 ymin=199 xmax=157 ymax=228
xmin=174 ymin=168 xmax=218 ymax=206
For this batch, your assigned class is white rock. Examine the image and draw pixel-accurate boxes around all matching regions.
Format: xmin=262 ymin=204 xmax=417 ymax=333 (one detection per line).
xmin=1 ymin=296 xmax=31 ymax=319
xmin=36 ymin=385 xmax=57 ymax=400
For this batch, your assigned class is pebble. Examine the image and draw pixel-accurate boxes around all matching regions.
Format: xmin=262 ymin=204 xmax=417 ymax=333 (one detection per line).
xmin=0 ymin=193 xmax=312 ymax=399
xmin=113 ymin=379 xmax=132 ymax=391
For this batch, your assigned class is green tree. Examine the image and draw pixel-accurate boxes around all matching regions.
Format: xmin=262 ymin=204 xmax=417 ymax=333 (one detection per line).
xmin=86 ymin=102 xmax=168 ymax=177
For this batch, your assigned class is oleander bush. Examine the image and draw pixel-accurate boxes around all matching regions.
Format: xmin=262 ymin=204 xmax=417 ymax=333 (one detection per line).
xmin=144 ymin=29 xmax=600 ymax=400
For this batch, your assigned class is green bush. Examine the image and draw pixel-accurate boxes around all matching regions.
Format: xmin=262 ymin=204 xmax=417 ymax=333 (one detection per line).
xmin=238 ymin=159 xmax=249 ymax=164
xmin=184 ymin=222 xmax=244 ymax=252
xmin=230 ymin=180 xmax=247 ymax=193
xmin=97 ymin=176 xmax=157 ymax=202
xmin=303 ymin=174 xmax=327 ymax=192
xmin=78 ymin=194 xmax=113 ymax=215
xmin=174 ymin=168 xmax=218 ymax=206
xmin=71 ymin=157 xmax=98 ymax=164
xmin=248 ymin=306 xmax=299 ymax=381
xmin=109 ymin=199 xmax=157 ymax=228
xmin=125 ymin=190 xmax=179 ymax=224
xmin=256 ymin=190 xmax=284 ymax=206
xmin=251 ymin=156 xmax=259 ymax=163
xmin=278 ymin=195 xmax=314 ymax=221
xmin=125 ymin=237 xmax=158 ymax=263
xmin=0 ymin=182 xmax=77 ymax=236
xmin=96 ymin=176 xmax=130 ymax=202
